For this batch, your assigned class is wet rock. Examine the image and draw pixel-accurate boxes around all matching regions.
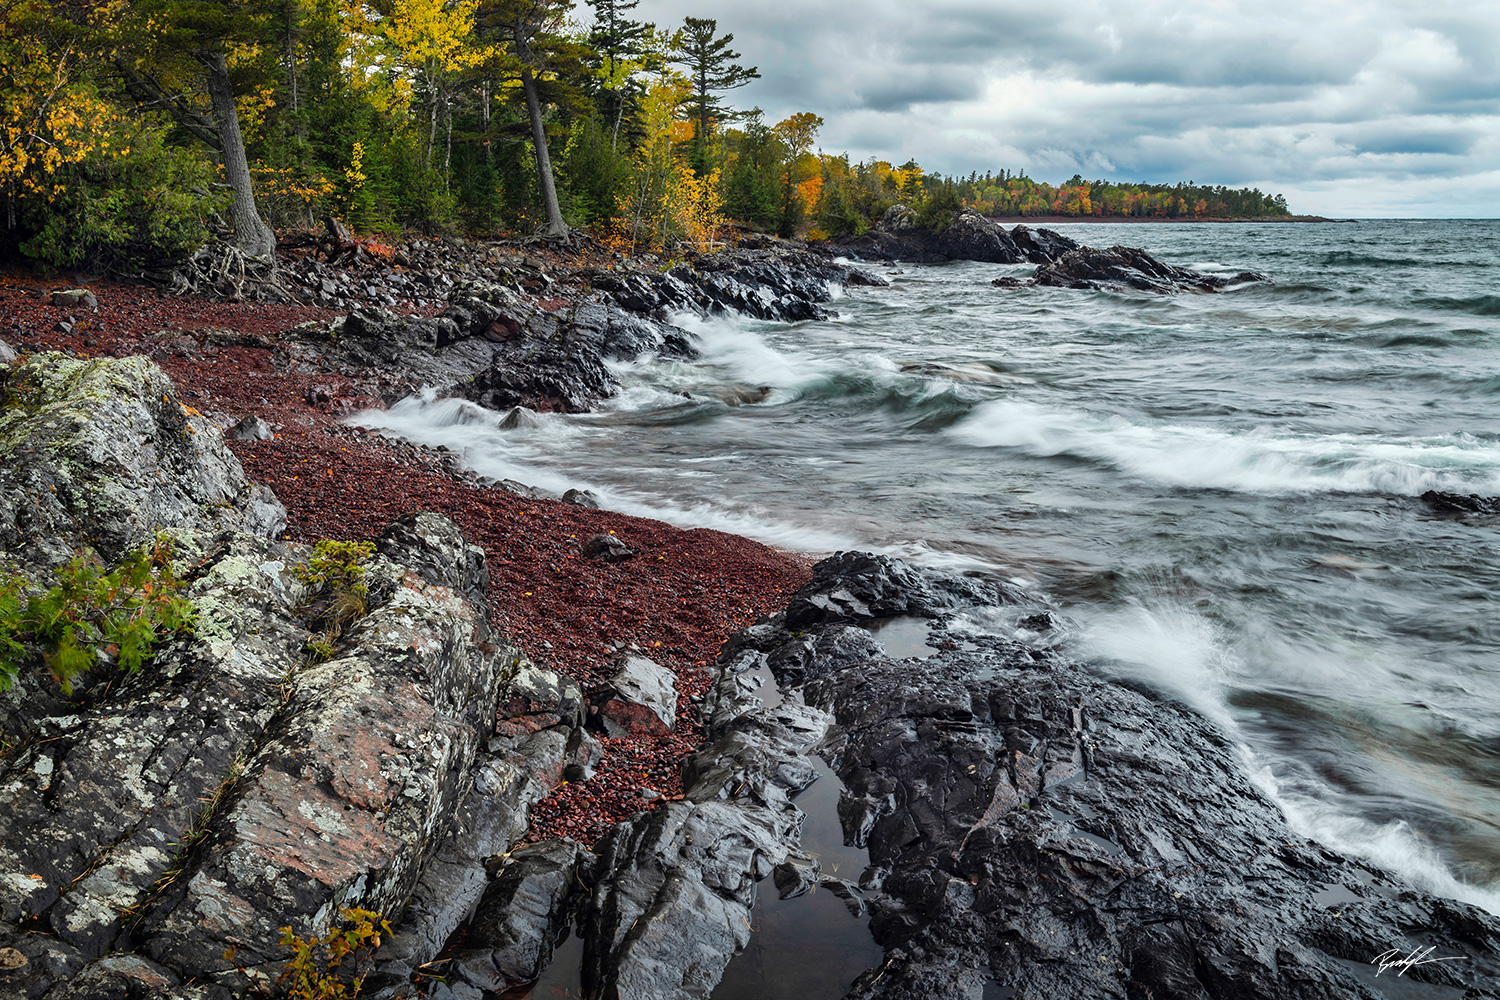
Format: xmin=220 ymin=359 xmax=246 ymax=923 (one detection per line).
xmin=498 ymin=406 xmax=542 ymax=430
xmin=595 ymin=654 xmax=678 ymax=737
xmin=453 ymin=341 xmax=617 ymax=414
xmin=50 ymin=289 xmax=97 ymax=310
xmin=766 ymin=624 xmax=885 ymax=686
xmin=562 ymin=488 xmax=600 ymax=508
xmin=828 ymin=207 xmax=1078 ymax=265
xmin=782 ymin=551 xmax=1019 ymax=630
xmin=1032 ymin=244 xmax=1268 ymax=293
xmin=588 ymin=246 xmax=878 ymax=324
xmin=1421 ymin=490 xmax=1500 ymax=517
xmin=749 ymin=552 xmax=1500 ymax=1000
xmin=226 ymin=415 xmax=273 ymax=441
xmin=580 ymin=661 xmax=832 ymax=1000
xmin=1010 ymin=224 xmax=1078 ymax=263
xmin=581 ymin=533 xmax=636 ymax=562
xmin=446 ymin=840 xmax=582 ymax=993
xmin=0 ymin=353 xmax=286 ymax=572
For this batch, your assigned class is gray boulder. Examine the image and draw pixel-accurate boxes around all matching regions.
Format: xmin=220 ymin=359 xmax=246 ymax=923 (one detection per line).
xmin=595 ymin=654 xmax=678 ymax=737
xmin=0 ymin=353 xmax=285 ymax=571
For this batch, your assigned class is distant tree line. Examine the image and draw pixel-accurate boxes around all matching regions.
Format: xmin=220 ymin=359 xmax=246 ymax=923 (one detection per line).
xmin=0 ymin=0 xmax=1291 ymax=272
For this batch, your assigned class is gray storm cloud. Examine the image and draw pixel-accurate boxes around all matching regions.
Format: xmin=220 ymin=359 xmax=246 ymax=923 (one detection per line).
xmin=628 ymin=0 xmax=1500 ymax=215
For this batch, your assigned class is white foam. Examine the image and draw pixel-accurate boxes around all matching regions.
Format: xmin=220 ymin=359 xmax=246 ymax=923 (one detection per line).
xmin=667 ymin=311 xmax=827 ymax=389
xmin=949 ymin=399 xmax=1500 ymax=494
xmin=1257 ymin=770 xmax=1500 ymax=915
xmin=1078 ymin=600 xmax=1500 ymax=916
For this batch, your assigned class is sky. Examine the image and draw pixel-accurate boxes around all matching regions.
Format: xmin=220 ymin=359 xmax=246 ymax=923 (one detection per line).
xmin=635 ymin=0 xmax=1500 ymax=217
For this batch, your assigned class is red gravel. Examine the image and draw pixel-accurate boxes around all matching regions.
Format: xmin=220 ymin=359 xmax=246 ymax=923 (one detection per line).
xmin=0 ymin=269 xmax=813 ymax=846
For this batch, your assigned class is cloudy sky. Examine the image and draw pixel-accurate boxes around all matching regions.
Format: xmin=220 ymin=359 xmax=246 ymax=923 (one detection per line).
xmin=636 ymin=0 xmax=1500 ymax=217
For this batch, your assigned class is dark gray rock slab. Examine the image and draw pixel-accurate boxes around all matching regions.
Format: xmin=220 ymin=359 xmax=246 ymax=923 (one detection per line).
xmin=1032 ymin=244 xmax=1268 ymax=293
xmin=596 ymin=654 xmax=678 ymax=738
xmin=445 ymin=840 xmax=582 ymax=993
xmin=828 ymin=207 xmax=1078 ymax=265
xmin=740 ymin=551 xmax=1500 ymax=1000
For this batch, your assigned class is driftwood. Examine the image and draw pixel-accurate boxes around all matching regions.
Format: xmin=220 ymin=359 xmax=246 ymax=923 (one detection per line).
xmin=319 ymin=213 xmax=369 ymax=267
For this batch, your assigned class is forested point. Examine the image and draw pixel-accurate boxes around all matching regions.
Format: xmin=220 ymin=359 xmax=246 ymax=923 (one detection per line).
xmin=0 ymin=0 xmax=1292 ymax=275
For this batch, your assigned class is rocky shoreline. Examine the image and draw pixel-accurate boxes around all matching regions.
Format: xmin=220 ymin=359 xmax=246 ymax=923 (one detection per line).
xmin=3 ymin=220 xmax=1498 ymax=999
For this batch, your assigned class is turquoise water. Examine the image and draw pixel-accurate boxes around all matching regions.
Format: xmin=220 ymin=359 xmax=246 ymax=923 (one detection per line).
xmin=359 ymin=220 xmax=1500 ymax=914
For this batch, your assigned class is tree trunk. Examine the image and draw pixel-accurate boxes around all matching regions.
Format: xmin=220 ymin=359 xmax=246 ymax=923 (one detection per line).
xmin=521 ymin=65 xmax=568 ymax=240
xmin=480 ymin=79 xmax=492 ymax=166
xmin=200 ymin=49 xmax=275 ymax=258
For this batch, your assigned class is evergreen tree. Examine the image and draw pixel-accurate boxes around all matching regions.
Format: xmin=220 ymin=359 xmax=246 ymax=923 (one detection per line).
xmin=586 ymin=0 xmax=647 ymax=150
xmin=672 ymin=17 xmax=758 ymax=175
xmin=113 ymin=0 xmax=288 ymax=257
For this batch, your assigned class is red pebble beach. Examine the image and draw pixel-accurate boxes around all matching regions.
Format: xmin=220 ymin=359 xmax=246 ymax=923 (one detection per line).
xmin=0 ymin=271 xmax=813 ymax=846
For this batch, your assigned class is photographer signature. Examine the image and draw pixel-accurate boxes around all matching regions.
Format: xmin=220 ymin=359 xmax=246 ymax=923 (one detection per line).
xmin=1372 ymin=945 xmax=1463 ymax=977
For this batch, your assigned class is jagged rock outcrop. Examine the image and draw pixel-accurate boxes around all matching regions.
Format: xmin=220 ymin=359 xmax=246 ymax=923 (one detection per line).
xmin=733 ymin=553 xmax=1500 ymax=1000
xmin=1028 ymin=244 xmax=1268 ymax=293
xmin=281 ymin=280 xmax=699 ymax=412
xmin=827 ymin=207 xmax=1079 ymax=265
xmin=0 ymin=356 xmax=577 ymax=999
xmin=587 ymin=245 xmax=886 ymax=324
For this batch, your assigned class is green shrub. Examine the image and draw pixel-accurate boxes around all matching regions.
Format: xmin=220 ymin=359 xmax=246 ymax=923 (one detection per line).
xmin=914 ymin=184 xmax=963 ymax=234
xmin=294 ymin=540 xmax=377 ymax=656
xmin=0 ymin=536 xmax=196 ymax=694
xmin=18 ymin=125 xmax=222 ymax=273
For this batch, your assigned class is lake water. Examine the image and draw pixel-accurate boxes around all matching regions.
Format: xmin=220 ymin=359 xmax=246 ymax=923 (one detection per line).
xmin=359 ymin=219 xmax=1500 ymax=921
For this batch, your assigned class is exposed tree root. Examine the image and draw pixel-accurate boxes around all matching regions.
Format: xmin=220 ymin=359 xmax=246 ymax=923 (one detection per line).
xmin=142 ymin=241 xmax=291 ymax=303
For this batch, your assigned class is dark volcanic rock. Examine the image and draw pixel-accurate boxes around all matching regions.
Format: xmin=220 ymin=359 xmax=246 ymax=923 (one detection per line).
xmin=742 ymin=552 xmax=1500 ymax=1000
xmin=1033 ymin=244 xmax=1268 ymax=293
xmin=1421 ymin=489 xmax=1500 ymax=517
xmin=581 ymin=533 xmax=635 ymax=562
xmin=829 ymin=206 xmax=1078 ymax=265
xmin=453 ymin=339 xmax=618 ymax=414
xmin=783 ymin=550 xmax=1024 ymax=630
xmin=445 ymin=840 xmax=582 ymax=993
xmin=589 ymin=245 xmax=885 ymax=324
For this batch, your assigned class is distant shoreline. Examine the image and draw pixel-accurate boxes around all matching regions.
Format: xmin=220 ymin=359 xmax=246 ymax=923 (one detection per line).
xmin=985 ymin=215 xmax=1344 ymax=225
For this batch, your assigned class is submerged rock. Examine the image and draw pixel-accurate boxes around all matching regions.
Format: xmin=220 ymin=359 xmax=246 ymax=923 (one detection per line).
xmin=1421 ymin=489 xmax=1500 ymax=517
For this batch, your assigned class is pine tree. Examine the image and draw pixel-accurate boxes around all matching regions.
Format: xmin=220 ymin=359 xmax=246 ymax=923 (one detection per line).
xmin=114 ymin=0 xmax=286 ymax=257
xmin=586 ymin=0 xmax=647 ymax=150
xmin=672 ymin=17 xmax=758 ymax=175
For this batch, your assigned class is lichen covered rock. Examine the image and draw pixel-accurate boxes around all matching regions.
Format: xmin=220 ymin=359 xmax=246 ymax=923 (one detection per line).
xmin=0 ymin=352 xmax=284 ymax=571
